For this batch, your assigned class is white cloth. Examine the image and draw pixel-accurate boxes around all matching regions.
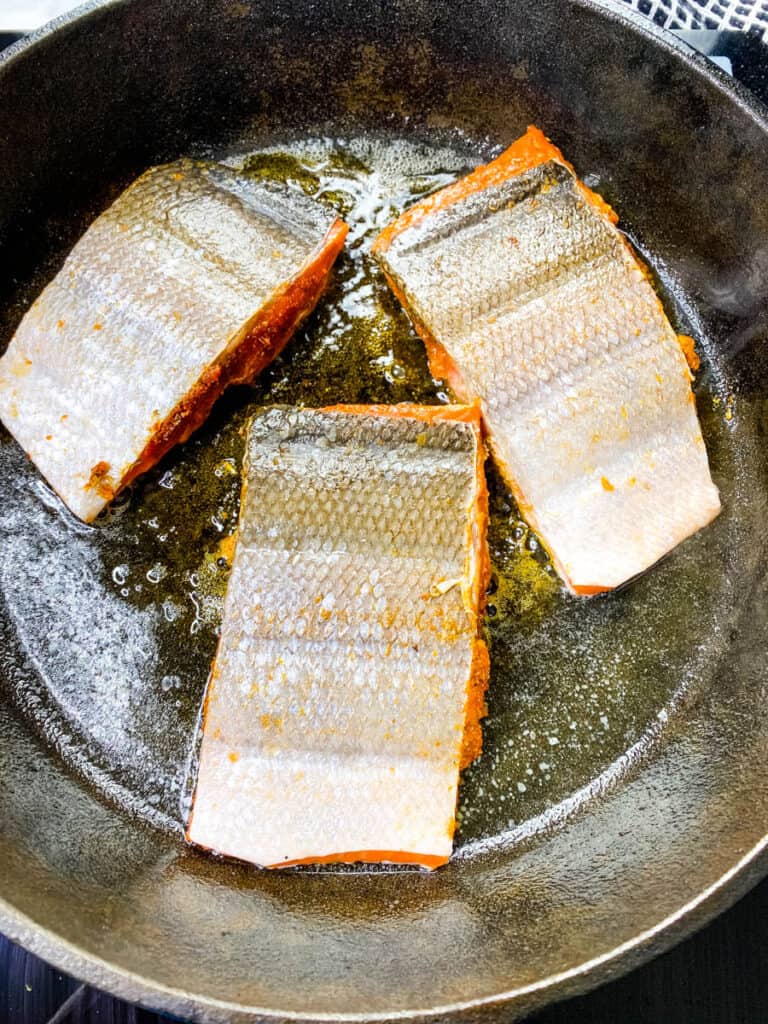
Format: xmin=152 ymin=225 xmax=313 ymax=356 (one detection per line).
xmin=619 ymin=0 xmax=768 ymax=37
xmin=0 ymin=1 xmax=84 ymax=33
xmin=2 ymin=0 xmax=767 ymax=37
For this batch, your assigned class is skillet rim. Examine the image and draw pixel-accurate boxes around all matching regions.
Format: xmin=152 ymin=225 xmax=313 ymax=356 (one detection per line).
xmin=0 ymin=0 xmax=767 ymax=1020
xmin=1 ymin=838 xmax=768 ymax=1021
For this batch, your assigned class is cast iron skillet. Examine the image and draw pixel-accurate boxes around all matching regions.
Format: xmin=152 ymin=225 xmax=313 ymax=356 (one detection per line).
xmin=0 ymin=1 xmax=767 ymax=1021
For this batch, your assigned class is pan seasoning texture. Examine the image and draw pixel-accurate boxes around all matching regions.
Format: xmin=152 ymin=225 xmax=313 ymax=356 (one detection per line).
xmin=0 ymin=1 xmax=766 ymax=1017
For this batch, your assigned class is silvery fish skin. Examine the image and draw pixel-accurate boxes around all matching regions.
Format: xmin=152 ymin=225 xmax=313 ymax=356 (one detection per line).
xmin=373 ymin=132 xmax=721 ymax=594
xmin=187 ymin=405 xmax=488 ymax=869
xmin=0 ymin=159 xmax=347 ymax=522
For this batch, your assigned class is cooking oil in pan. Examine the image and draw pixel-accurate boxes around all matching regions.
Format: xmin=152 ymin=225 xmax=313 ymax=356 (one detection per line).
xmin=0 ymin=133 xmax=745 ymax=863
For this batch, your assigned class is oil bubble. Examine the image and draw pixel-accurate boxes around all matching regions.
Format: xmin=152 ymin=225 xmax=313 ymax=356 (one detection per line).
xmin=112 ymin=564 xmax=129 ymax=586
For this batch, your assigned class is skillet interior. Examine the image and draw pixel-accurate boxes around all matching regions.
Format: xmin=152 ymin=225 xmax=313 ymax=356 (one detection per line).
xmin=0 ymin=0 xmax=767 ymax=1020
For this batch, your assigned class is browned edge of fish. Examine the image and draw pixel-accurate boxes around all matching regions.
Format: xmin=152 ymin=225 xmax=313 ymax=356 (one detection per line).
xmin=97 ymin=217 xmax=349 ymax=503
xmin=323 ymin=403 xmax=491 ymax=773
xmin=371 ymin=126 xmax=702 ymax=595
xmin=184 ymin=402 xmax=490 ymax=870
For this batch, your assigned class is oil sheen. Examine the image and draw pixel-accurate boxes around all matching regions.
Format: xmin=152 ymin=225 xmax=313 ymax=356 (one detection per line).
xmin=0 ymin=135 xmax=742 ymax=863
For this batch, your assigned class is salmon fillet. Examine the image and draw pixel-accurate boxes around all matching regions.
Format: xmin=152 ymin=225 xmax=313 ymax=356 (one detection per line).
xmin=0 ymin=160 xmax=348 ymax=522
xmin=372 ymin=127 xmax=721 ymax=594
xmin=187 ymin=403 xmax=489 ymax=869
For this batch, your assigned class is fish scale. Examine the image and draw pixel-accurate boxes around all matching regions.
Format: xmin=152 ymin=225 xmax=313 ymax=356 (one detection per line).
xmin=187 ymin=404 xmax=489 ymax=869
xmin=373 ymin=127 xmax=721 ymax=594
xmin=0 ymin=159 xmax=347 ymax=522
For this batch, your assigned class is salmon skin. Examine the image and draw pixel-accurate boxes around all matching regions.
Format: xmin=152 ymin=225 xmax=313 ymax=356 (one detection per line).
xmin=0 ymin=159 xmax=347 ymax=522
xmin=372 ymin=127 xmax=721 ymax=595
xmin=187 ymin=404 xmax=489 ymax=870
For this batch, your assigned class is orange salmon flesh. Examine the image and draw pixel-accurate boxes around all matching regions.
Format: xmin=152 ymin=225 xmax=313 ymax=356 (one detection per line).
xmin=187 ymin=403 xmax=489 ymax=869
xmin=372 ymin=126 xmax=721 ymax=594
xmin=0 ymin=160 xmax=347 ymax=522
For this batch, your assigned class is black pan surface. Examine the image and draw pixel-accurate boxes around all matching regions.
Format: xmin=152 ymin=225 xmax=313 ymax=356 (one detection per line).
xmin=0 ymin=1 xmax=766 ymax=1021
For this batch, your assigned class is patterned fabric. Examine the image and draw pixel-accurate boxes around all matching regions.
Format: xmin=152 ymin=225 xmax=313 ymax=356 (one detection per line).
xmin=620 ymin=0 xmax=768 ymax=36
